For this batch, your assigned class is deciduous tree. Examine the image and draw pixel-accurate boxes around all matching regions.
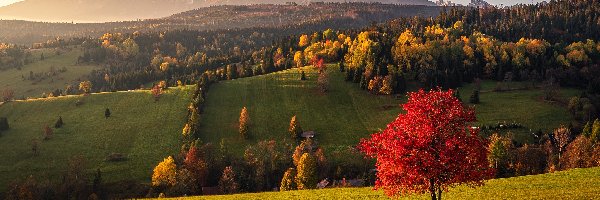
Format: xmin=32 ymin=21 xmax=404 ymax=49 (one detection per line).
xmin=152 ymin=156 xmax=177 ymax=188
xmin=359 ymin=89 xmax=493 ymax=199
xmin=239 ymin=107 xmax=249 ymax=139
xmin=295 ymin=153 xmax=317 ymax=190
xmin=280 ymin=168 xmax=297 ymax=191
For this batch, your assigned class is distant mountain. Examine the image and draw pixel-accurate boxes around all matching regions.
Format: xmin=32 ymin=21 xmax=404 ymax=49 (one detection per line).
xmin=0 ymin=3 xmax=442 ymax=44
xmin=0 ymin=0 xmax=435 ymax=23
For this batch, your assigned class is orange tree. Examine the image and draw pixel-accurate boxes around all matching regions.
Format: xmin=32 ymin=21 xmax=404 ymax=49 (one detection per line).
xmin=359 ymin=89 xmax=493 ymax=200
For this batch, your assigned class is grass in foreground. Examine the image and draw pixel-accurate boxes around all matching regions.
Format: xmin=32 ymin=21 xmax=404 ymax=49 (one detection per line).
xmin=175 ymin=167 xmax=600 ymax=200
xmin=199 ymin=65 xmax=575 ymax=155
xmin=0 ymin=87 xmax=192 ymax=191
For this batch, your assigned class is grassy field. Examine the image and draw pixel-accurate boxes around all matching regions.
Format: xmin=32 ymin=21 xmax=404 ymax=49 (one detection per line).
xmin=0 ymin=87 xmax=192 ymax=191
xmin=199 ymin=65 xmax=576 ymax=155
xmin=0 ymin=47 xmax=98 ymax=98
xmin=173 ymin=167 xmax=600 ymax=200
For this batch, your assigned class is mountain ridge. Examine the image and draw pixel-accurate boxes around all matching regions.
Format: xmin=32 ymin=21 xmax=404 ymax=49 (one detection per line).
xmin=0 ymin=0 xmax=436 ymax=23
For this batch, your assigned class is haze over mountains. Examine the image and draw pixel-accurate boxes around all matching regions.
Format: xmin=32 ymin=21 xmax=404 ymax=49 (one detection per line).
xmin=0 ymin=0 xmax=436 ymax=23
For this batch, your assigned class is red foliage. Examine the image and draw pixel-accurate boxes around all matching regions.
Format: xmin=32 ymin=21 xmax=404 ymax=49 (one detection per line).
xmin=359 ymin=89 xmax=494 ymax=199
xmin=151 ymin=84 xmax=162 ymax=102
xmin=184 ymin=146 xmax=209 ymax=187
xmin=311 ymin=56 xmax=325 ymax=72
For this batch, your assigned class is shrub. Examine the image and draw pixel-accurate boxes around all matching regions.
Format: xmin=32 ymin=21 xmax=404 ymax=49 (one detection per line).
xmin=0 ymin=117 xmax=9 ymax=131
xmin=43 ymin=125 xmax=53 ymax=140
xmin=289 ymin=116 xmax=302 ymax=139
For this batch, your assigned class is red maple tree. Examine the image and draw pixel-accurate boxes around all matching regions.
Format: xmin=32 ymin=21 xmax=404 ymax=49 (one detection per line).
xmin=359 ymin=89 xmax=493 ymax=200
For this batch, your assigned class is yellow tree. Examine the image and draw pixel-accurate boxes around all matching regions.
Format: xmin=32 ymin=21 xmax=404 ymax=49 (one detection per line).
xmin=295 ymin=153 xmax=317 ymax=190
xmin=79 ymin=81 xmax=92 ymax=94
xmin=239 ymin=107 xmax=249 ymax=139
xmin=152 ymin=156 xmax=177 ymax=188
xmin=299 ymin=34 xmax=310 ymax=47
xmin=294 ymin=51 xmax=304 ymax=68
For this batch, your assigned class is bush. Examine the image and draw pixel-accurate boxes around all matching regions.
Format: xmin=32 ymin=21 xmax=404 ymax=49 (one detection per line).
xmin=54 ymin=116 xmax=64 ymax=128
xmin=0 ymin=117 xmax=9 ymax=131
xmin=105 ymin=153 xmax=127 ymax=162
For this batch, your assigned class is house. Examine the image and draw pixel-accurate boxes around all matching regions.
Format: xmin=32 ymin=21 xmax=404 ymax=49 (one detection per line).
xmin=301 ymin=131 xmax=316 ymax=139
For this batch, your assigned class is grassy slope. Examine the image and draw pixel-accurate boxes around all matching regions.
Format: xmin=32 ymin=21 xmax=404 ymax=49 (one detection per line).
xmin=199 ymin=65 xmax=403 ymax=155
xmin=0 ymin=47 xmax=97 ymax=98
xmin=177 ymin=167 xmax=600 ymax=200
xmin=0 ymin=87 xmax=192 ymax=191
xmin=199 ymin=65 xmax=575 ymax=155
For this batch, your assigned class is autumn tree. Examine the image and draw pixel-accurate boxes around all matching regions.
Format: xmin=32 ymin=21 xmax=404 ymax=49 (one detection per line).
xmin=553 ymin=125 xmax=572 ymax=168
xmin=2 ymin=89 xmax=14 ymax=102
xmin=152 ymin=156 xmax=177 ymax=188
xmin=294 ymin=51 xmax=304 ymax=68
xmin=79 ymin=81 xmax=92 ymax=95
xmin=219 ymin=166 xmax=239 ymax=194
xmin=151 ymin=84 xmax=162 ymax=102
xmin=184 ymin=145 xmax=209 ymax=188
xmin=43 ymin=125 xmax=53 ymax=140
xmin=289 ymin=115 xmax=302 ymax=139
xmin=239 ymin=107 xmax=249 ymax=139
xmin=280 ymin=168 xmax=297 ymax=191
xmin=295 ymin=153 xmax=318 ymax=190
xmin=359 ymin=89 xmax=493 ymax=199
xmin=299 ymin=35 xmax=310 ymax=47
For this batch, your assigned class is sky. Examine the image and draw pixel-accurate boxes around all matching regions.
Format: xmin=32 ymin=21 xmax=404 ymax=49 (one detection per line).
xmin=0 ymin=0 xmax=544 ymax=8
xmin=0 ymin=0 xmax=22 ymax=7
xmin=442 ymin=0 xmax=543 ymax=6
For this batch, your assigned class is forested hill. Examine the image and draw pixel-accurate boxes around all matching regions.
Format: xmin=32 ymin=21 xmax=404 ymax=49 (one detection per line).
xmin=0 ymin=0 xmax=435 ymax=23
xmin=0 ymin=3 xmax=442 ymax=45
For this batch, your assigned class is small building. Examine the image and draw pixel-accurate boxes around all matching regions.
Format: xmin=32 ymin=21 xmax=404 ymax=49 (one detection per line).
xmin=301 ymin=131 xmax=316 ymax=139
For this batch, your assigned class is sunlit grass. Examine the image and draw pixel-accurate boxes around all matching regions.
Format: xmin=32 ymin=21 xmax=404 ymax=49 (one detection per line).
xmin=0 ymin=86 xmax=192 ymax=191
xmin=170 ymin=167 xmax=600 ymax=200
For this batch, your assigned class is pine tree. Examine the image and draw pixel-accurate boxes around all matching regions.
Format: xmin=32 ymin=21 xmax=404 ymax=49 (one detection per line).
xmin=582 ymin=121 xmax=592 ymax=137
xmin=300 ymin=71 xmax=307 ymax=81
xmin=54 ymin=116 xmax=64 ymax=128
xmin=295 ymin=153 xmax=317 ymax=190
xmin=280 ymin=168 xmax=297 ymax=191
xmin=289 ymin=116 xmax=302 ymax=139
xmin=239 ymin=107 xmax=249 ymax=139
xmin=591 ymin=119 xmax=600 ymax=142
xmin=105 ymin=108 xmax=111 ymax=119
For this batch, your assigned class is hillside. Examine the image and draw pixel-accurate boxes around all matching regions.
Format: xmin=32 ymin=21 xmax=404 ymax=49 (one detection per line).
xmin=178 ymin=167 xmax=600 ymax=199
xmin=198 ymin=64 xmax=576 ymax=156
xmin=0 ymin=46 xmax=99 ymax=98
xmin=0 ymin=0 xmax=435 ymax=23
xmin=0 ymin=87 xmax=192 ymax=193
xmin=0 ymin=3 xmax=441 ymax=44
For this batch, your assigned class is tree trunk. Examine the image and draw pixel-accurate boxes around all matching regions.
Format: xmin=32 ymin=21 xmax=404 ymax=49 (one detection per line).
xmin=430 ymin=179 xmax=437 ymax=200
xmin=437 ymin=186 xmax=442 ymax=200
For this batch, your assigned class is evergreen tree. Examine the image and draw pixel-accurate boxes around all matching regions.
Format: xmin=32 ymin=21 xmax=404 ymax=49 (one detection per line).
xmin=592 ymin=119 xmax=600 ymax=142
xmin=582 ymin=121 xmax=592 ymax=137
xmin=295 ymin=153 xmax=317 ymax=190
xmin=0 ymin=117 xmax=8 ymax=131
xmin=469 ymin=89 xmax=480 ymax=104
xmin=105 ymin=108 xmax=111 ymax=119
xmin=300 ymin=71 xmax=306 ymax=81
xmin=55 ymin=116 xmax=64 ymax=128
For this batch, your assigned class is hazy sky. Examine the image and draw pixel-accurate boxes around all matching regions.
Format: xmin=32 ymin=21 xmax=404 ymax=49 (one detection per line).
xmin=0 ymin=0 xmax=22 ymax=7
xmin=450 ymin=0 xmax=543 ymax=6
xmin=0 ymin=0 xmax=543 ymax=8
